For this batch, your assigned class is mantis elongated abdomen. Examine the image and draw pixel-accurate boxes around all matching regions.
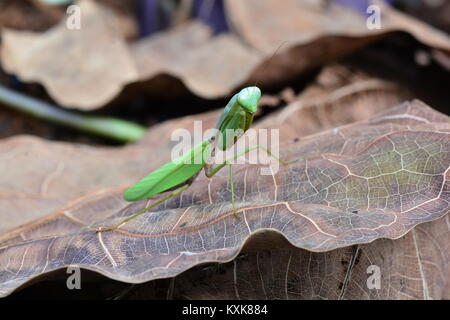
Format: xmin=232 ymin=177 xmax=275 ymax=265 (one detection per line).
xmin=123 ymin=140 xmax=212 ymax=201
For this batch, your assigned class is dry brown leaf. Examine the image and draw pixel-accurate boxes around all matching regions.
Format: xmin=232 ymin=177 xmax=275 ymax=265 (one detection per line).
xmin=3 ymin=0 xmax=450 ymax=110
xmin=259 ymin=64 xmax=412 ymax=140
xmin=226 ymin=0 xmax=373 ymax=53
xmin=0 ymin=0 xmax=64 ymax=33
xmin=124 ymin=215 xmax=449 ymax=300
xmin=0 ymin=98 xmax=449 ymax=297
xmin=130 ymin=23 xmax=261 ymax=98
xmin=226 ymin=0 xmax=450 ymax=53
xmin=0 ymin=193 xmax=65 ymax=234
xmin=225 ymin=0 xmax=450 ymax=86
xmin=131 ymin=22 xmax=212 ymax=80
xmin=374 ymin=0 xmax=450 ymax=52
xmin=1 ymin=0 xmax=137 ymax=110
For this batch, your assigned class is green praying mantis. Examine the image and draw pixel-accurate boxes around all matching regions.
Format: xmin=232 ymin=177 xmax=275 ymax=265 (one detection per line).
xmin=97 ymin=86 xmax=289 ymax=232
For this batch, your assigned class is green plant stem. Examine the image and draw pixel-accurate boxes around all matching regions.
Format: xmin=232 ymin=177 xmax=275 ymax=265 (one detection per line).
xmin=0 ymin=85 xmax=146 ymax=143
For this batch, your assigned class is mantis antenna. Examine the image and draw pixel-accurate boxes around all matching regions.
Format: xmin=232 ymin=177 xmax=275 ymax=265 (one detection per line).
xmin=254 ymin=41 xmax=289 ymax=88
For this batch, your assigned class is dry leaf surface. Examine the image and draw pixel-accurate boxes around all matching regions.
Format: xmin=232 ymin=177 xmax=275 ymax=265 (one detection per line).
xmin=225 ymin=0 xmax=450 ymax=53
xmin=124 ymin=215 xmax=449 ymax=300
xmin=0 ymin=99 xmax=449 ymax=297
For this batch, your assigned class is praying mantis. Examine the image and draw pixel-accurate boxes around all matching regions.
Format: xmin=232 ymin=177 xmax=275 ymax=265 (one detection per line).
xmin=97 ymin=86 xmax=288 ymax=232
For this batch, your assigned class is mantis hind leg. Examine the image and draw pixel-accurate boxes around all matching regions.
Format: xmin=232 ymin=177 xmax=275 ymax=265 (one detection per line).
xmin=97 ymin=184 xmax=189 ymax=232
xmin=227 ymin=163 xmax=240 ymax=220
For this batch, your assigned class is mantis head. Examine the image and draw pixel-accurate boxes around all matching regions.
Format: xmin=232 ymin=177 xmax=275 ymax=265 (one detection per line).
xmin=237 ymin=86 xmax=261 ymax=114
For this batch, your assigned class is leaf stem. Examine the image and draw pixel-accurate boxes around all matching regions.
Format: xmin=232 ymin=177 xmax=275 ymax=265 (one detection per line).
xmin=0 ymin=85 xmax=146 ymax=142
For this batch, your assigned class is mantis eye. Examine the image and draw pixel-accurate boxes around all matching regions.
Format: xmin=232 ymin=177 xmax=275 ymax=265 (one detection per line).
xmin=237 ymin=86 xmax=261 ymax=113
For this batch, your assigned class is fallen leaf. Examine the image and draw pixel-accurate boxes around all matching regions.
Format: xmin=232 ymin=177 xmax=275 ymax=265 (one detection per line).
xmin=3 ymin=0 xmax=450 ymax=109
xmin=1 ymin=0 xmax=137 ymax=110
xmin=0 ymin=193 xmax=65 ymax=234
xmin=225 ymin=0 xmax=450 ymax=86
xmin=130 ymin=23 xmax=261 ymax=98
xmin=226 ymin=0 xmax=450 ymax=53
xmin=0 ymin=0 xmax=64 ymax=33
xmin=259 ymin=64 xmax=412 ymax=140
xmin=123 ymin=215 xmax=449 ymax=300
xmin=0 ymin=99 xmax=449 ymax=297
xmin=375 ymin=0 xmax=450 ymax=52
